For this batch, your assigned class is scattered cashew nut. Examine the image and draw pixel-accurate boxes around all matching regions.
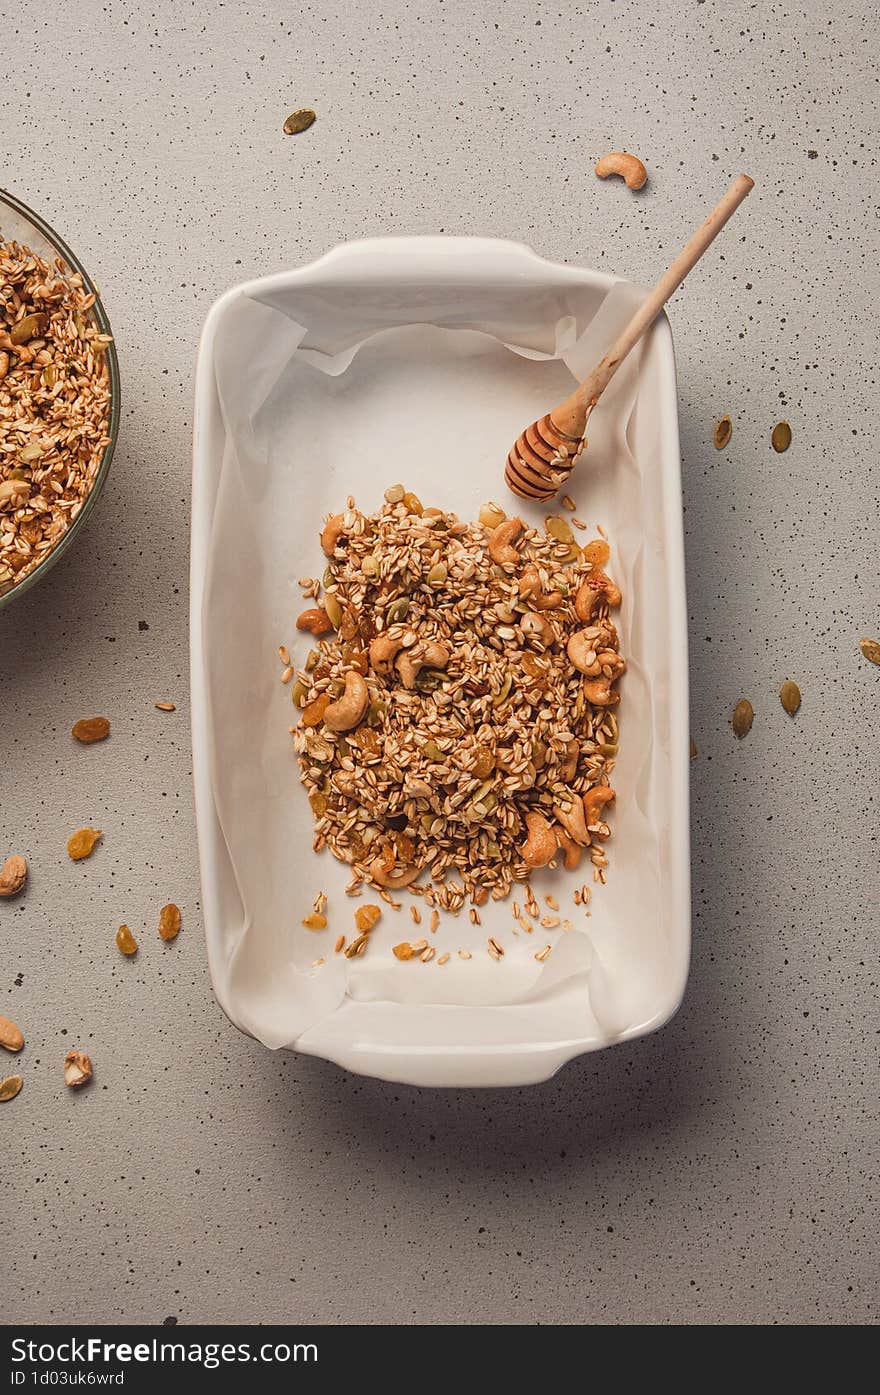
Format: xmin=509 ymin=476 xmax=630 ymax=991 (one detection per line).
xmin=488 ymin=516 xmax=524 ymax=567
xmin=395 ymin=640 xmax=450 ymax=690
xmin=296 ymin=607 xmax=334 ymax=636
xmin=521 ymin=611 xmax=555 ymax=648
xmin=320 ymin=514 xmax=348 ymax=556
xmin=0 ymin=854 xmax=27 ymax=898
xmin=566 ymin=630 xmax=601 ymax=676
xmin=583 ymin=785 xmax=615 ymax=835
xmin=575 ymin=571 xmax=622 ymax=622
xmin=554 ymin=795 xmax=590 ymax=846
xmin=594 ymin=151 xmax=648 ymax=191
xmin=369 ymin=633 xmax=404 ymax=677
xmin=368 ymin=857 xmax=421 ymax=889
xmin=520 ymin=810 xmax=557 ymax=869
xmin=582 ymin=675 xmax=620 ymax=707
xmin=323 ymin=670 xmax=370 ymax=731
xmin=518 ymin=563 xmax=563 ymax=610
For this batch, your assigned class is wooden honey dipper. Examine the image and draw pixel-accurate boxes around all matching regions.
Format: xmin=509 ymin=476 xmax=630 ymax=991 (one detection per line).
xmin=505 ymin=173 xmax=755 ymax=501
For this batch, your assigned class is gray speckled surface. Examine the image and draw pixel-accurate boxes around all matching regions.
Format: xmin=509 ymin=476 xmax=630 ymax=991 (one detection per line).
xmin=1 ymin=0 xmax=877 ymax=1326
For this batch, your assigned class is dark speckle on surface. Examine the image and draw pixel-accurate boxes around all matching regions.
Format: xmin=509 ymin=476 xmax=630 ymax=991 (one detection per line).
xmin=0 ymin=0 xmax=877 ymax=1328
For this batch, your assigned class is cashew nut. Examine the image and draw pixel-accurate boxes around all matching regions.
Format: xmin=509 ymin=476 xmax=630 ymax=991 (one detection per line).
xmin=368 ymin=857 xmax=421 ymax=889
xmin=560 ymin=738 xmax=579 ymax=783
xmin=320 ymin=513 xmax=347 ymax=556
xmin=574 ymin=570 xmax=622 ymax=622
xmin=555 ymin=828 xmax=584 ymax=871
xmin=488 ymin=516 xmax=524 ymax=567
xmin=597 ymin=649 xmax=626 ymax=681
xmin=566 ymin=630 xmax=601 ymax=676
xmin=323 ymin=670 xmax=370 ymax=731
xmin=520 ymin=810 xmax=557 ymax=869
xmin=369 ymin=633 xmax=404 ymax=677
xmin=394 ymin=640 xmax=450 ymax=690
xmin=554 ymin=795 xmax=589 ymax=846
xmin=594 ymin=151 xmax=648 ymax=191
xmin=518 ymin=563 xmax=563 ymax=610
xmin=583 ymin=785 xmax=615 ymax=834
xmin=582 ymin=675 xmax=620 ymax=707
xmin=520 ymin=611 xmax=555 ymax=648
xmin=296 ymin=607 xmax=334 ymax=636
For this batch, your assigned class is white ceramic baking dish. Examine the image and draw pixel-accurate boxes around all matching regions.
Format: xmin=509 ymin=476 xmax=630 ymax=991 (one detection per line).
xmin=191 ymin=237 xmax=690 ymax=1087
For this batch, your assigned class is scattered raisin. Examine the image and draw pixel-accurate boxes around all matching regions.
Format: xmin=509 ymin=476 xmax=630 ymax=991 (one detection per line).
xmin=158 ymin=903 xmax=182 ymax=941
xmin=72 ymin=717 xmax=110 ymax=743
xmin=301 ymin=693 xmax=331 ymax=728
xmin=67 ymin=827 xmax=102 ymax=860
xmin=354 ymin=904 xmax=382 ymax=932
xmin=116 ymin=924 xmax=138 ymax=956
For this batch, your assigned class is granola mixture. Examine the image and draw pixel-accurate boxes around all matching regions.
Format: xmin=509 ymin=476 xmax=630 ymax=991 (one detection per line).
xmin=0 ymin=236 xmax=113 ymax=594
xmin=290 ymin=493 xmax=624 ymax=911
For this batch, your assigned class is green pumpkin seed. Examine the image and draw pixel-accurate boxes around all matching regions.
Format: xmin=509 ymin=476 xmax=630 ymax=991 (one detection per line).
xmin=10 ymin=312 xmax=47 ymax=345
xmin=292 ymin=679 xmax=308 ymax=707
xmin=779 ymin=680 xmax=801 ymax=715
xmin=422 ymin=739 xmax=444 ymax=762
xmin=713 ymin=416 xmax=732 ymax=449
xmin=386 ymin=597 xmax=410 ymax=624
xmin=492 ymin=673 xmax=513 ymax=707
xmin=283 ymin=108 xmax=317 ymax=135
xmin=427 ymin=563 xmax=447 ymax=586
xmin=324 ymin=593 xmax=343 ymax=629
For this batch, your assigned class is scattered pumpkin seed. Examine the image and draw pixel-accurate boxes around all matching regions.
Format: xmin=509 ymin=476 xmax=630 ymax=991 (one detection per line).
xmin=859 ymin=637 xmax=880 ymax=666
xmin=779 ymin=680 xmax=801 ymax=715
xmin=283 ymin=108 xmax=316 ymax=135
xmin=0 ymin=1075 xmax=23 ymax=1102
xmin=713 ymin=415 xmax=732 ymax=450
xmin=731 ymin=698 xmax=754 ymax=739
xmin=771 ymin=420 xmax=792 ymax=453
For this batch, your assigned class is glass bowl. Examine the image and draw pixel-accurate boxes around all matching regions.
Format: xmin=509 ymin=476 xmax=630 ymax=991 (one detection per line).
xmin=0 ymin=188 xmax=120 ymax=610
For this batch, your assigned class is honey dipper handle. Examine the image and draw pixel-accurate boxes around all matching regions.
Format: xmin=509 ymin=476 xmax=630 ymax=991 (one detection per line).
xmin=551 ymin=173 xmax=755 ymax=437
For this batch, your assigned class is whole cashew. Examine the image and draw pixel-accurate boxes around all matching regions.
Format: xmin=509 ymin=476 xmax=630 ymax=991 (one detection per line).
xmin=368 ymin=857 xmax=421 ymax=889
xmin=520 ymin=810 xmax=557 ymax=869
xmin=575 ymin=570 xmax=622 ymax=622
xmin=395 ymin=640 xmax=450 ymax=690
xmin=583 ymin=785 xmax=615 ymax=834
xmin=320 ymin=513 xmax=347 ymax=556
xmin=518 ymin=563 xmax=563 ymax=610
xmin=521 ymin=611 xmax=555 ymax=648
xmin=369 ymin=633 xmax=404 ymax=677
xmin=323 ymin=670 xmax=370 ymax=731
xmin=554 ymin=795 xmax=589 ymax=846
xmin=488 ymin=517 xmax=524 ymax=567
xmin=555 ymin=828 xmax=584 ymax=871
xmin=296 ymin=607 xmax=334 ymax=636
xmin=582 ymin=675 xmax=620 ymax=707
xmin=560 ymin=738 xmax=579 ymax=783
xmin=594 ymin=151 xmax=648 ymax=190
xmin=566 ymin=630 xmax=601 ymax=676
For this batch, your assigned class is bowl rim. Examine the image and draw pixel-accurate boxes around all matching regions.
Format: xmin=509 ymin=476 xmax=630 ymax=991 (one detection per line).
xmin=0 ymin=187 xmax=120 ymax=611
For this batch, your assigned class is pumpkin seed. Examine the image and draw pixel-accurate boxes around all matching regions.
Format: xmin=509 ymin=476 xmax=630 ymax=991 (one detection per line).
xmin=545 ymin=515 xmax=574 ymax=545
xmin=713 ymin=415 xmax=732 ymax=449
xmin=427 ymin=562 xmax=447 ymax=586
xmin=18 ymin=442 xmax=44 ymax=464
xmin=324 ymin=593 xmax=343 ymax=629
xmin=10 ymin=312 xmax=47 ymax=344
xmin=859 ymin=638 xmax=880 ymax=665
xmin=292 ymin=679 xmax=308 ymax=707
xmin=305 ymin=648 xmax=320 ymax=671
xmin=386 ymin=597 xmax=410 ymax=624
xmin=0 ymin=1074 xmax=23 ymax=1102
xmin=478 ymin=502 xmax=506 ymax=529
xmin=779 ymin=680 xmax=801 ymax=715
xmin=732 ymin=698 xmax=754 ymax=739
xmin=771 ymin=420 xmax=792 ymax=453
xmin=423 ymin=739 xmax=444 ymax=762
xmin=283 ymin=108 xmax=317 ymax=135
xmin=367 ymin=699 xmax=387 ymax=726
xmin=492 ymin=673 xmax=513 ymax=707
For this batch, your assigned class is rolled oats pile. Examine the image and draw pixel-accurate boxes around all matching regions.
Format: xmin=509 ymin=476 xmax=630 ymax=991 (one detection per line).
xmin=0 ymin=237 xmax=113 ymax=594
xmin=290 ymin=490 xmax=625 ymax=912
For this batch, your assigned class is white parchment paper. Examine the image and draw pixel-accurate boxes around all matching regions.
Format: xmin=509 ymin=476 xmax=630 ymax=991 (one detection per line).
xmin=200 ymin=268 xmax=676 ymax=1050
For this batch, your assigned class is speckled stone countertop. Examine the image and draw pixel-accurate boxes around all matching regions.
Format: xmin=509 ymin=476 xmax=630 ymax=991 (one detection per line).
xmin=1 ymin=0 xmax=877 ymax=1326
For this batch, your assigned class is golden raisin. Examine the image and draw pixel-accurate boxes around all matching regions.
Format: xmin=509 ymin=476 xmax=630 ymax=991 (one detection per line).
xmin=302 ymin=913 xmax=327 ymax=930
xmin=158 ymin=903 xmax=181 ymax=941
xmin=301 ymin=693 xmax=331 ymax=727
xmin=355 ymin=904 xmax=382 ymax=932
xmin=392 ymin=942 xmax=414 ymax=960
xmin=67 ymin=827 xmax=102 ymax=861
xmin=582 ymin=538 xmax=611 ymax=568
xmin=116 ymin=924 xmax=138 ymax=956
xmin=308 ymin=791 xmax=328 ymax=817
xmin=473 ymin=746 xmax=496 ymax=778
xmin=72 ymin=717 xmax=110 ymax=743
